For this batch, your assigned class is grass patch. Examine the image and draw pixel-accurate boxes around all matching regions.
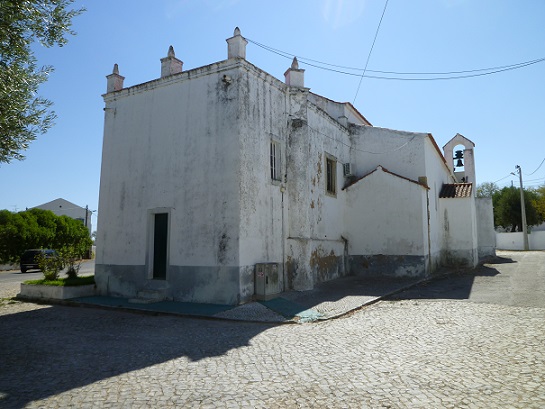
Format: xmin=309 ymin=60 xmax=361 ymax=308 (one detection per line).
xmin=23 ymin=275 xmax=95 ymax=287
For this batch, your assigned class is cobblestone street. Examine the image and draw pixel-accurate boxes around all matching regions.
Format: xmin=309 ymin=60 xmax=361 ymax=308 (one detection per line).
xmin=1 ymin=252 xmax=544 ymax=408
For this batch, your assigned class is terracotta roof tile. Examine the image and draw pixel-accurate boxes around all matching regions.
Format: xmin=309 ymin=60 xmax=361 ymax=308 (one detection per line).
xmin=439 ymin=183 xmax=473 ymax=198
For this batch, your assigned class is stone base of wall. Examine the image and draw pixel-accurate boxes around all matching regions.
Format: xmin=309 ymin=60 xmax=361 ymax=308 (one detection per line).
xmin=19 ymin=284 xmax=96 ymax=300
xmin=349 ymin=255 xmax=428 ymax=278
xmin=95 ymin=264 xmax=253 ymax=305
xmin=442 ymin=248 xmax=478 ymax=268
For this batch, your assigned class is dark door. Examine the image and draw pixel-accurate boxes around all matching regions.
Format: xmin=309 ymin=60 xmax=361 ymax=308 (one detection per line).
xmin=153 ymin=213 xmax=168 ymax=279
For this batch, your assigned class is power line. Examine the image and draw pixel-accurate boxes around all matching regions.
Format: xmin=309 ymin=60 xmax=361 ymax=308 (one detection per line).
xmin=353 ymin=0 xmax=390 ymax=104
xmin=248 ymin=38 xmax=545 ymax=76
xmin=247 ymin=38 xmax=545 ymax=81
xmin=526 ymin=157 xmax=545 ymax=176
xmin=493 ymin=174 xmax=514 ymax=184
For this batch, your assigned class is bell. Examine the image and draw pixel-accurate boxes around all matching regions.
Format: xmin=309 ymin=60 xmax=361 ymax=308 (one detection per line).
xmin=454 ymin=150 xmax=464 ymax=159
xmin=456 ymin=159 xmax=463 ymax=167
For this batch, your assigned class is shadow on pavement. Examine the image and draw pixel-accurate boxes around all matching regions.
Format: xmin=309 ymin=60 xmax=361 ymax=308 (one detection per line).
xmin=0 ymin=304 xmax=272 ymax=408
xmin=385 ymin=255 xmax=513 ymax=302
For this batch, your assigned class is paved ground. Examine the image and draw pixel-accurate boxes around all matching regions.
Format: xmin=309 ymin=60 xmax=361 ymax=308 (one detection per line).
xmin=0 ymin=251 xmax=544 ymax=408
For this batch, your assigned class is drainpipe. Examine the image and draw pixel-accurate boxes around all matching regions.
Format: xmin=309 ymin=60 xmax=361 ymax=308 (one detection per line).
xmin=280 ymin=186 xmax=287 ymax=291
xmin=426 ymin=190 xmax=432 ymax=274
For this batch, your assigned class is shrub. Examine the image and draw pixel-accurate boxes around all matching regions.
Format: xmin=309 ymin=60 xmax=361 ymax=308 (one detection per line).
xmin=36 ymin=251 xmax=64 ymax=281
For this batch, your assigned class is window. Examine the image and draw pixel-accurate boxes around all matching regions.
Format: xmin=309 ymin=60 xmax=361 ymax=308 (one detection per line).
xmin=270 ymin=141 xmax=281 ymax=181
xmin=326 ymin=156 xmax=337 ymax=195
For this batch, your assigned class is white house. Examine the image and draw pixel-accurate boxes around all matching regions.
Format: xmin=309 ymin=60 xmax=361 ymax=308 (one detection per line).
xmin=34 ymin=198 xmax=92 ymax=234
xmin=96 ymin=28 xmax=495 ymax=305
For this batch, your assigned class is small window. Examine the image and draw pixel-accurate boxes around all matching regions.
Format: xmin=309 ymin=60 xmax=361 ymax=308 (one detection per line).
xmin=270 ymin=141 xmax=281 ymax=181
xmin=326 ymin=156 xmax=337 ymax=195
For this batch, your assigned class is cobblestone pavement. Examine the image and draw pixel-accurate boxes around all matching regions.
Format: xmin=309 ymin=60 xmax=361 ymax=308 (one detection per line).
xmin=1 ymin=252 xmax=544 ymax=408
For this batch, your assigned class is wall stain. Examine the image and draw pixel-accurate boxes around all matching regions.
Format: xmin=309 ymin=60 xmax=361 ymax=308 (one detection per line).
xmin=217 ymin=232 xmax=229 ymax=265
xmin=286 ymin=255 xmax=297 ymax=289
xmin=310 ymin=200 xmax=315 ymax=209
xmin=310 ymin=248 xmax=339 ymax=282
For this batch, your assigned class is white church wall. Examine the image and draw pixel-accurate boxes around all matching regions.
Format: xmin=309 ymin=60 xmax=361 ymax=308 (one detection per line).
xmin=97 ymin=60 xmax=246 ymax=304
xmin=344 ymin=168 xmax=429 ymax=277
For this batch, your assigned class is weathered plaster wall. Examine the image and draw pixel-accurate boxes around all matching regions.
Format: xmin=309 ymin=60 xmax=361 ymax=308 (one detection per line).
xmin=349 ymin=126 xmax=428 ymax=181
xmin=236 ymin=63 xmax=288 ymax=297
xmin=285 ymin=99 xmax=351 ymax=290
xmin=307 ymin=93 xmax=367 ymax=125
xmin=97 ymin=60 xmax=246 ymax=304
xmin=440 ymin=196 xmax=479 ymax=267
xmin=476 ymin=197 xmax=496 ymax=259
xmin=343 ymin=168 xmax=429 ymax=277
xmin=422 ymin=136 xmax=455 ymax=271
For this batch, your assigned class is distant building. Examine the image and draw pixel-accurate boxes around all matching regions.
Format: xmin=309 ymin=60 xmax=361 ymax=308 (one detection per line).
xmin=96 ymin=28 xmax=495 ymax=305
xmin=34 ymin=198 xmax=92 ymax=233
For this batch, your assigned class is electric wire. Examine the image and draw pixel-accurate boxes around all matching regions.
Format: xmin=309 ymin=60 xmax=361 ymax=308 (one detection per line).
xmin=493 ymin=174 xmax=514 ymax=183
xmin=526 ymin=157 xmax=545 ymax=176
xmin=248 ymin=38 xmax=545 ymax=76
xmin=247 ymin=38 xmax=545 ymax=81
xmin=353 ymin=0 xmax=390 ymax=103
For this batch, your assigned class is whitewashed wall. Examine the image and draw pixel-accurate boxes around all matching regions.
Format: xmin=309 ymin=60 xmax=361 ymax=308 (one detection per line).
xmin=97 ymin=60 xmax=245 ymax=304
xmin=476 ymin=197 xmax=496 ymax=259
xmin=237 ymin=64 xmax=288 ymax=297
xmin=350 ymin=126 xmax=428 ymax=181
xmin=440 ymin=196 xmax=479 ymax=267
xmin=422 ymin=136 xmax=452 ymax=269
xmin=343 ymin=167 xmax=429 ymax=277
xmin=284 ymin=97 xmax=351 ymax=290
xmin=496 ymin=231 xmax=545 ymax=250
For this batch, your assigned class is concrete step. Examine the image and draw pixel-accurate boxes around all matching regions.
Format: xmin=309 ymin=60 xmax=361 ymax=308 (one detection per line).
xmin=128 ymin=289 xmax=166 ymax=304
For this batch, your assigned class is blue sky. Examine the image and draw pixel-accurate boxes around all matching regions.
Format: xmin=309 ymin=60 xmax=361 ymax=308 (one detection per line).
xmin=1 ymin=0 xmax=544 ymax=230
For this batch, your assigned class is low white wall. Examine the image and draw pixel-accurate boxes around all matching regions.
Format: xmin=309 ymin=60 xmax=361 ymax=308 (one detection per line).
xmin=496 ymin=231 xmax=545 ymax=250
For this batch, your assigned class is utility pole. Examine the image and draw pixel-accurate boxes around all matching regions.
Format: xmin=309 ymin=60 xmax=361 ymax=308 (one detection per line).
xmin=515 ymin=165 xmax=529 ymax=250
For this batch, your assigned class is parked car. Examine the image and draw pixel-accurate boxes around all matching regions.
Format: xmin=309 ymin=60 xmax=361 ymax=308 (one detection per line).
xmin=20 ymin=249 xmax=61 ymax=273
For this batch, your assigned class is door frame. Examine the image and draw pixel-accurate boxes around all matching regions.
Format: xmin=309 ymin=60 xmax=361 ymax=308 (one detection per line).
xmin=146 ymin=207 xmax=172 ymax=280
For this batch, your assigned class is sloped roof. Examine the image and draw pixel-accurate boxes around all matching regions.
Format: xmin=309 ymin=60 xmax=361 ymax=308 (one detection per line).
xmin=439 ymin=183 xmax=473 ymax=198
xmin=342 ymin=165 xmax=429 ymax=191
xmin=442 ymin=133 xmax=475 ymax=149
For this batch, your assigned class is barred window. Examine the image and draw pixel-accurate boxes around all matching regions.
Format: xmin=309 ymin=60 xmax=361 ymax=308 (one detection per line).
xmin=326 ymin=156 xmax=336 ymax=195
xmin=270 ymin=141 xmax=281 ymax=181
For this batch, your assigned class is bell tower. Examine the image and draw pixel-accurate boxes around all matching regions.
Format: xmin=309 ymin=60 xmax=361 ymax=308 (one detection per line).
xmin=443 ymin=133 xmax=476 ymax=185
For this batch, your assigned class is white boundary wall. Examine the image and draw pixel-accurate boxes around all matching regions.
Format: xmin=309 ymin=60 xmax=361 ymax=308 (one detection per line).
xmin=496 ymin=231 xmax=545 ymax=250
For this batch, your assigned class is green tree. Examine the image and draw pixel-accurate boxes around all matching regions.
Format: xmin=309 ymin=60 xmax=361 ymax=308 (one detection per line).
xmin=476 ymin=182 xmax=499 ymax=198
xmin=493 ymin=186 xmax=543 ymax=232
xmin=0 ymin=208 xmax=92 ymax=264
xmin=533 ymin=185 xmax=545 ymax=222
xmin=0 ymin=0 xmax=84 ymax=163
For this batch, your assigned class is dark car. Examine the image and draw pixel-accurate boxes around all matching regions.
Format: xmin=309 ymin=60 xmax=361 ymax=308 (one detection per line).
xmin=20 ymin=249 xmax=60 ymax=273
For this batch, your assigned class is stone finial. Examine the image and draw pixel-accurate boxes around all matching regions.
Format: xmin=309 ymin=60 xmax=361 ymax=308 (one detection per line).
xmin=161 ymin=45 xmax=183 ymax=78
xmin=226 ymin=26 xmax=248 ymax=59
xmin=106 ymin=64 xmax=125 ymax=93
xmin=284 ymin=57 xmax=305 ymax=87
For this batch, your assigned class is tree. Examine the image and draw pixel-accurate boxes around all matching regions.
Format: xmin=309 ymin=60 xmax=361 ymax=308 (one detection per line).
xmin=476 ymin=182 xmax=499 ymax=198
xmin=493 ymin=186 xmax=543 ymax=232
xmin=0 ymin=208 xmax=92 ymax=264
xmin=0 ymin=0 xmax=84 ymax=163
xmin=534 ymin=185 xmax=545 ymax=222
